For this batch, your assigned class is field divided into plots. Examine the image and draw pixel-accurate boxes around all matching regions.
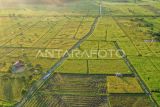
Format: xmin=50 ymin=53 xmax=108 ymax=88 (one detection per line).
xmin=0 ymin=0 xmax=160 ymax=106
xmin=22 ymin=16 xmax=158 ymax=107
xmin=0 ymin=16 xmax=95 ymax=106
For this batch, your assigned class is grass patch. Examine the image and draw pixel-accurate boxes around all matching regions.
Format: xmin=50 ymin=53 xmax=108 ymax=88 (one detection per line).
xmin=88 ymin=59 xmax=131 ymax=74
xmin=107 ymin=77 xmax=143 ymax=93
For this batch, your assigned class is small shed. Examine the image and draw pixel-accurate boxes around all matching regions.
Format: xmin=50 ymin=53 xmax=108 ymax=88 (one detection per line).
xmin=11 ymin=60 xmax=25 ymax=73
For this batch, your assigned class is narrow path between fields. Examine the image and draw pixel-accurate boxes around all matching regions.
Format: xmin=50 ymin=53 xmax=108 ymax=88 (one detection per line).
xmin=114 ymin=41 xmax=159 ymax=107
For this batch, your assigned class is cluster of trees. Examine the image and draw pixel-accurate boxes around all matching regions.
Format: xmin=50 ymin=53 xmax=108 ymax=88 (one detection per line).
xmin=9 ymin=14 xmax=23 ymax=18
xmin=133 ymin=18 xmax=160 ymax=40
xmin=151 ymin=89 xmax=160 ymax=93
xmin=20 ymin=63 xmax=44 ymax=96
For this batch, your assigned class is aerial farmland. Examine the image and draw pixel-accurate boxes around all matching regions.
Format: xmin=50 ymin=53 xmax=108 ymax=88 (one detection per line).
xmin=0 ymin=0 xmax=160 ymax=107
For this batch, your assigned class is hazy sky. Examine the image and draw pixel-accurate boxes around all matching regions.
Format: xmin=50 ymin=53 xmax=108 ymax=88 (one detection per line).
xmin=0 ymin=0 xmax=64 ymax=4
xmin=0 ymin=0 xmax=80 ymax=8
xmin=0 ymin=0 xmax=71 ymax=8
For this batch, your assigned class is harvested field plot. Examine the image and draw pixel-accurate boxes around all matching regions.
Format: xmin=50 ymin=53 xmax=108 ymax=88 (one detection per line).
xmin=44 ymin=74 xmax=107 ymax=95
xmin=0 ymin=0 xmax=160 ymax=106
xmin=23 ymin=74 xmax=108 ymax=107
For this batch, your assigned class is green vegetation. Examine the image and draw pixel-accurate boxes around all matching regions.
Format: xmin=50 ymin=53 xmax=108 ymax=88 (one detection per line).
xmin=56 ymin=60 xmax=87 ymax=74
xmin=109 ymin=95 xmax=153 ymax=107
xmin=89 ymin=59 xmax=131 ymax=74
xmin=107 ymin=77 xmax=143 ymax=93
xmin=0 ymin=0 xmax=160 ymax=106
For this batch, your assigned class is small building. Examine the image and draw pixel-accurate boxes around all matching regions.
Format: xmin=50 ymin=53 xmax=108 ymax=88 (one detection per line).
xmin=115 ymin=73 xmax=123 ymax=77
xmin=11 ymin=60 xmax=25 ymax=73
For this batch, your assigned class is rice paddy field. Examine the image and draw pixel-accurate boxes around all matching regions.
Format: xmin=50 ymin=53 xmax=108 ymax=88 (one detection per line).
xmin=0 ymin=0 xmax=160 ymax=107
